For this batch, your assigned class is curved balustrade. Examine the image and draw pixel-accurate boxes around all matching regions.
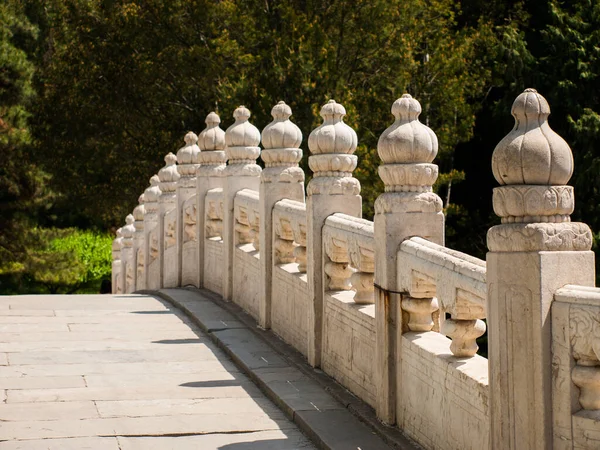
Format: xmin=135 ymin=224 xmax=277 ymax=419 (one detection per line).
xmin=112 ymin=92 xmax=600 ymax=450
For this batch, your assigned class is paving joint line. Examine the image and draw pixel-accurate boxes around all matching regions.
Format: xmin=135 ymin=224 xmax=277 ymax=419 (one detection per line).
xmin=147 ymin=288 xmax=420 ymax=450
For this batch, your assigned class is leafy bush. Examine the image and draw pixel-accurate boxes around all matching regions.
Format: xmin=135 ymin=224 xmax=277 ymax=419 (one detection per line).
xmin=0 ymin=228 xmax=112 ymax=294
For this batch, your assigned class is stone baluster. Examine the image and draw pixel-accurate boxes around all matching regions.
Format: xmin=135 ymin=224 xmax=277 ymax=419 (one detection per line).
xmin=486 ymin=89 xmax=594 ymax=450
xmin=349 ymin=241 xmax=375 ymax=304
xmin=158 ymin=153 xmax=180 ymax=288
xmin=111 ymin=228 xmax=123 ymax=294
xmin=121 ymin=214 xmax=136 ymax=293
xmin=324 ymin=236 xmax=354 ymax=290
xmin=177 ymin=132 xmax=200 ymax=287
xmin=440 ymin=290 xmax=486 ymax=357
xmin=273 ymin=217 xmax=296 ymax=265
xmin=222 ymin=106 xmax=262 ymax=300
xmin=306 ymin=100 xmax=361 ymax=367
xmin=374 ymin=94 xmax=444 ymax=424
xmin=143 ymin=175 xmax=161 ymax=289
xmin=197 ymin=112 xmax=226 ymax=288
xmin=132 ymin=194 xmax=145 ymax=291
xmin=259 ymin=101 xmax=305 ymax=327
xmin=292 ymin=219 xmax=307 ymax=273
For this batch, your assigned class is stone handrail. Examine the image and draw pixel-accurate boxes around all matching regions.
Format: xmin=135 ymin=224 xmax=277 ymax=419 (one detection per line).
xmin=398 ymin=236 xmax=486 ymax=357
xmin=323 ymin=213 xmax=375 ymax=304
xmin=272 ymin=199 xmax=306 ymax=269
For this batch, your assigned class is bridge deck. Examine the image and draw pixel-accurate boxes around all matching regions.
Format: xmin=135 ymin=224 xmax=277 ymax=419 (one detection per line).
xmin=0 ymin=294 xmax=314 ymax=449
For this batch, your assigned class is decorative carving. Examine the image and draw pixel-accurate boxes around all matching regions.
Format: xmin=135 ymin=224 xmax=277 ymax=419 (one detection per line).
xmin=374 ymin=191 xmax=443 ymax=215
xmin=234 ymin=205 xmax=253 ymax=245
xmin=205 ymin=191 xmax=224 ymax=239
xmin=136 ymin=247 xmax=144 ymax=282
xmin=493 ymin=185 xmax=574 ymax=223
xmin=570 ymin=304 xmax=600 ymax=410
xmin=183 ymin=203 xmax=197 ymax=242
xmin=165 ymin=219 xmax=176 ymax=249
xmin=274 ymin=216 xmax=296 ymax=264
xmin=487 ymin=222 xmax=592 ymax=252
xmin=348 ymin=242 xmax=375 ymax=304
xmin=292 ymin=218 xmax=307 ymax=273
xmin=149 ymin=231 xmax=159 ymax=262
xmin=224 ymin=106 xmax=262 ymax=177
xmin=248 ymin=207 xmax=260 ymax=252
xmin=112 ymin=228 xmax=123 ymax=261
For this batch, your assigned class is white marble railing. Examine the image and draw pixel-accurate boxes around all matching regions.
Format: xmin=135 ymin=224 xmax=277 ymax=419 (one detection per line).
xmin=398 ymin=237 xmax=486 ymax=357
xmin=323 ymin=213 xmax=375 ymax=303
xmin=112 ymin=91 xmax=600 ymax=450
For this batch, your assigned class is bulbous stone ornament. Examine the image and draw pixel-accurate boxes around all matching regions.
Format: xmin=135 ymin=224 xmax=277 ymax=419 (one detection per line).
xmin=307 ymin=100 xmax=360 ymax=196
xmin=158 ymin=153 xmax=180 ymax=195
xmin=308 ymin=100 xmax=357 ymax=155
xmin=176 ymin=132 xmax=200 ymax=177
xmin=261 ymin=101 xmax=304 ymax=184
xmin=225 ymin=106 xmax=261 ymax=148
xmin=224 ymin=106 xmax=261 ymax=177
xmin=262 ymin=101 xmax=302 ymax=150
xmin=492 ymin=88 xmax=573 ymax=186
xmin=121 ymin=214 xmax=135 ymax=245
xmin=198 ymin=112 xmax=226 ymax=152
xmin=377 ymin=94 xmax=438 ymax=164
xmin=133 ymin=194 xmax=145 ymax=223
xmin=143 ymin=175 xmax=161 ymax=211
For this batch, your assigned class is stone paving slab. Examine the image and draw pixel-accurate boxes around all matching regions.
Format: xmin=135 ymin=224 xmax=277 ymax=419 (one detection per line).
xmin=0 ymin=330 xmax=199 ymax=342
xmin=0 ymin=360 xmax=237 ymax=377
xmin=0 ymin=400 xmax=99 ymax=421
xmin=117 ymin=430 xmax=315 ymax=450
xmin=158 ymin=288 xmax=406 ymax=450
xmin=0 ymin=293 xmax=316 ymax=449
xmin=0 ymin=437 xmax=120 ymax=450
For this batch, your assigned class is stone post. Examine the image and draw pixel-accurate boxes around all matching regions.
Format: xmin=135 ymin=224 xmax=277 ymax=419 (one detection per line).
xmin=132 ymin=194 xmax=145 ymax=291
xmin=222 ymin=106 xmax=261 ymax=301
xmin=111 ymin=228 xmax=123 ymax=294
xmin=176 ymin=132 xmax=200 ymax=287
xmin=487 ymin=89 xmax=594 ymax=449
xmin=196 ymin=112 xmax=226 ymax=288
xmin=258 ymin=101 xmax=305 ymax=328
xmin=158 ymin=153 xmax=180 ymax=288
xmin=143 ymin=175 xmax=161 ymax=290
xmin=306 ymin=100 xmax=361 ymax=367
xmin=121 ymin=214 xmax=136 ymax=293
xmin=373 ymin=94 xmax=444 ymax=424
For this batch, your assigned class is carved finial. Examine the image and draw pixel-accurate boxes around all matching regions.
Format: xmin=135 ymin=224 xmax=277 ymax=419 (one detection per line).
xmin=112 ymin=227 xmax=123 ymax=259
xmin=260 ymin=101 xmax=304 ymax=184
xmin=308 ymin=100 xmax=357 ymax=155
xmin=199 ymin=112 xmax=226 ymax=151
xmin=262 ymin=101 xmax=302 ymax=150
xmin=133 ymin=194 xmax=145 ymax=224
xmin=490 ymin=90 xmax=578 ymax=226
xmin=121 ymin=215 xmax=135 ymax=247
xmin=226 ymin=106 xmax=260 ymax=148
xmin=158 ymin=152 xmax=180 ymax=195
xmin=125 ymin=214 xmax=134 ymax=225
xmin=375 ymin=95 xmax=441 ymax=198
xmin=177 ymin=132 xmax=201 ymax=177
xmin=378 ymin=94 xmax=438 ymax=164
xmin=492 ymin=89 xmax=573 ymax=186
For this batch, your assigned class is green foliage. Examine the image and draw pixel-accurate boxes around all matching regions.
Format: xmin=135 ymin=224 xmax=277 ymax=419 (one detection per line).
xmin=0 ymin=228 xmax=112 ymax=295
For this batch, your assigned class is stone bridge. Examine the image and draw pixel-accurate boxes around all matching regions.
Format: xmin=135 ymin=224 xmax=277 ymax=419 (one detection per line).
xmin=104 ymin=90 xmax=599 ymax=449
